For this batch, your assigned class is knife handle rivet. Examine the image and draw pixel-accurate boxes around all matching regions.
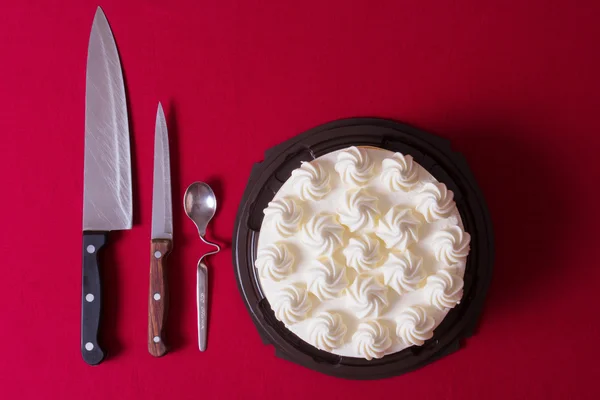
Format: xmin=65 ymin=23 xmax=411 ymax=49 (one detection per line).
xmin=153 ymin=293 xmax=161 ymax=301
xmin=154 ymin=251 xmax=162 ymax=259
xmin=86 ymin=245 xmax=96 ymax=254
xmin=153 ymin=336 xmax=161 ymax=343
xmin=85 ymin=342 xmax=94 ymax=351
xmin=85 ymin=294 xmax=95 ymax=302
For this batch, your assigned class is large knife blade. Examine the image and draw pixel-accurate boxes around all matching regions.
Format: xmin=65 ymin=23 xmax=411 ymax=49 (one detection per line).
xmin=148 ymin=103 xmax=172 ymax=357
xmin=81 ymin=7 xmax=132 ymax=366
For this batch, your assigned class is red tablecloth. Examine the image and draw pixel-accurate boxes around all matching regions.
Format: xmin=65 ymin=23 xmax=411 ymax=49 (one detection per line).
xmin=1 ymin=1 xmax=599 ymax=399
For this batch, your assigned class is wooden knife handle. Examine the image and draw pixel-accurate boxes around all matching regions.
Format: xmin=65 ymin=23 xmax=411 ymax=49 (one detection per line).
xmin=148 ymin=239 xmax=172 ymax=357
xmin=81 ymin=231 xmax=107 ymax=365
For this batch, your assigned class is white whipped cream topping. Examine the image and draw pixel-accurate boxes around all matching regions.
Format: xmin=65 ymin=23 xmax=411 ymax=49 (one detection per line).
xmin=346 ymin=274 xmax=389 ymax=319
xmin=395 ymin=306 xmax=435 ymax=346
xmin=272 ymin=283 xmax=312 ymax=326
xmin=376 ymin=206 xmax=421 ymax=250
xmin=338 ymin=188 xmax=379 ymax=232
xmin=425 ymin=270 xmax=464 ymax=310
xmin=301 ymin=213 xmax=345 ymax=257
xmin=381 ymin=250 xmax=426 ymax=294
xmin=309 ymin=311 xmax=347 ymax=352
xmin=433 ymin=225 xmax=471 ymax=268
xmin=255 ymin=242 xmax=295 ymax=282
xmin=352 ymin=320 xmax=393 ymax=360
xmin=381 ymin=152 xmax=419 ymax=191
xmin=291 ymin=161 xmax=331 ymax=201
xmin=263 ymin=197 xmax=303 ymax=237
xmin=334 ymin=146 xmax=375 ymax=187
xmin=255 ymin=146 xmax=468 ymax=359
xmin=306 ymin=257 xmax=348 ymax=301
xmin=343 ymin=234 xmax=384 ymax=273
xmin=415 ymin=182 xmax=456 ymax=222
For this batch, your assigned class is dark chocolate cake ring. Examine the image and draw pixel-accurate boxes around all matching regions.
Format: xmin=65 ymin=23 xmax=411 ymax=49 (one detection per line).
xmin=233 ymin=118 xmax=494 ymax=380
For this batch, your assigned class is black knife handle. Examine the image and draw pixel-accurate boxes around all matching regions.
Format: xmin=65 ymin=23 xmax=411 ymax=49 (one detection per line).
xmin=81 ymin=231 xmax=107 ymax=365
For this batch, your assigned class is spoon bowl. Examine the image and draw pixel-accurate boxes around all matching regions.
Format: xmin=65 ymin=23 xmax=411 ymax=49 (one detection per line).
xmin=184 ymin=182 xmax=217 ymax=237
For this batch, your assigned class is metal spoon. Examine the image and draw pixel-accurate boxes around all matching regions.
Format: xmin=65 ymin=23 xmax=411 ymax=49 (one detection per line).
xmin=184 ymin=182 xmax=220 ymax=351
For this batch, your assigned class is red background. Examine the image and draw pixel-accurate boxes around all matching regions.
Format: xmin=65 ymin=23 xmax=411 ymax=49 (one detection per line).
xmin=1 ymin=0 xmax=599 ymax=398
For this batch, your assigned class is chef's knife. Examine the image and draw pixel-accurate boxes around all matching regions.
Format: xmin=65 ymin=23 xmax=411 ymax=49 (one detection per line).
xmin=148 ymin=103 xmax=173 ymax=357
xmin=81 ymin=7 xmax=132 ymax=366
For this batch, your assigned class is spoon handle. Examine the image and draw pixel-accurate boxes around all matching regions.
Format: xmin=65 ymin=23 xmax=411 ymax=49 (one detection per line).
xmin=197 ymin=262 xmax=208 ymax=351
xmin=148 ymin=239 xmax=171 ymax=357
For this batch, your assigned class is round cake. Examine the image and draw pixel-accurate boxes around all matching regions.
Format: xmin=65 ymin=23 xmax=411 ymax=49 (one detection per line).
xmin=254 ymin=146 xmax=470 ymax=360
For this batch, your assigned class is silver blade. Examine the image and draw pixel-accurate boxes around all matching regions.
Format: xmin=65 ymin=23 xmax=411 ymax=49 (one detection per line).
xmin=83 ymin=7 xmax=132 ymax=231
xmin=151 ymin=103 xmax=173 ymax=240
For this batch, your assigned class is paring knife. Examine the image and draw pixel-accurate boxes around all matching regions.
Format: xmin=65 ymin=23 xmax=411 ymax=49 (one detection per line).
xmin=148 ymin=103 xmax=173 ymax=357
xmin=81 ymin=7 xmax=132 ymax=366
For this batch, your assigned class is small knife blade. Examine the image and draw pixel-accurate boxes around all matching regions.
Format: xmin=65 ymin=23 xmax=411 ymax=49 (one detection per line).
xmin=81 ymin=7 xmax=132 ymax=366
xmin=151 ymin=103 xmax=173 ymax=241
xmin=148 ymin=103 xmax=172 ymax=357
